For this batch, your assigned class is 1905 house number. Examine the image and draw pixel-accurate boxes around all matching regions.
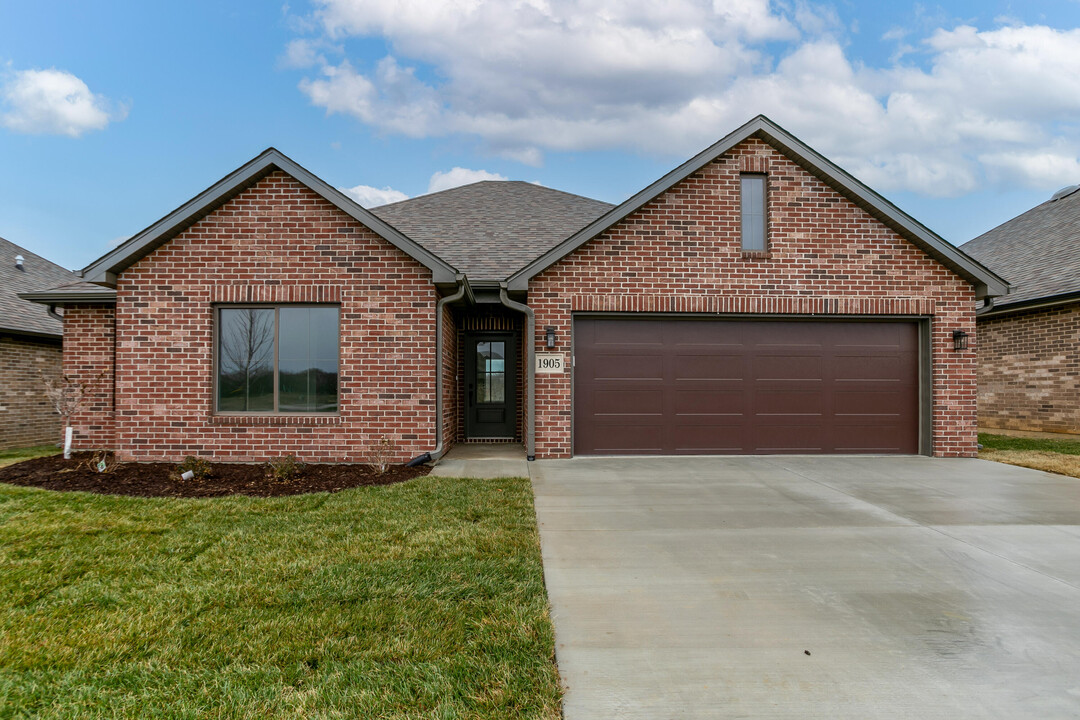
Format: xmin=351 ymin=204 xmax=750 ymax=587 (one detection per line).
xmin=535 ymin=353 xmax=565 ymax=373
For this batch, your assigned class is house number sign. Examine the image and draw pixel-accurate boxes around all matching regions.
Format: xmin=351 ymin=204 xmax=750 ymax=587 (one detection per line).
xmin=535 ymin=353 xmax=566 ymax=373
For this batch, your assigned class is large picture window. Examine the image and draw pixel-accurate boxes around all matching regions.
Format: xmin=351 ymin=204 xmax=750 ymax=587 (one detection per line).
xmin=216 ymin=306 xmax=339 ymax=413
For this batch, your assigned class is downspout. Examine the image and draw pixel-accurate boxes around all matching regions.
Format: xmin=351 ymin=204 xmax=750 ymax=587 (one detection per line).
xmin=47 ymin=304 xmax=64 ymax=323
xmin=976 ymin=296 xmax=995 ymax=316
xmin=407 ymin=277 xmax=467 ymax=467
xmin=499 ymin=283 xmax=535 ymax=461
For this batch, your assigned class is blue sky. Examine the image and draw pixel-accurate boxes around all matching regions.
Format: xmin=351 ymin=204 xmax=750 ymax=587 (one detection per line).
xmin=2 ymin=0 xmax=1080 ymax=271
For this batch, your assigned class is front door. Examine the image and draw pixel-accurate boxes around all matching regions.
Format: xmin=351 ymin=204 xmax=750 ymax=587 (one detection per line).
xmin=464 ymin=332 xmax=517 ymax=439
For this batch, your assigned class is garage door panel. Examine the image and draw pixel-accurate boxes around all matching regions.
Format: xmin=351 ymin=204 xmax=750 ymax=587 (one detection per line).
xmin=752 ymin=356 xmax=824 ymax=381
xmin=833 ymin=390 xmax=910 ymax=416
xmin=752 ymin=425 xmax=826 ymax=453
xmin=673 ymin=390 xmax=746 ymax=416
xmin=673 ymin=354 xmax=745 ymax=381
xmin=575 ymin=318 xmax=919 ymax=456
xmin=588 ymin=425 xmax=665 ymax=453
xmin=587 ymin=353 xmax=663 ymax=381
xmin=833 ymin=423 xmax=911 ymax=452
xmin=671 ymin=425 xmax=747 ymax=453
xmin=754 ymin=390 xmax=824 ymax=416
xmin=592 ymin=389 xmax=663 ymax=416
xmin=594 ymin=319 xmax=664 ymax=345
xmin=834 ymin=354 xmax=906 ymax=382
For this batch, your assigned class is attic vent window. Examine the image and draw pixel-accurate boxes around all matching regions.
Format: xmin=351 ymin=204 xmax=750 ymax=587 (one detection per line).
xmin=1051 ymin=184 xmax=1080 ymax=202
xmin=740 ymin=174 xmax=768 ymax=252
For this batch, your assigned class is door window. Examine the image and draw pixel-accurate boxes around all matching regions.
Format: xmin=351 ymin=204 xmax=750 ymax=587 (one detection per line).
xmin=476 ymin=341 xmax=506 ymax=403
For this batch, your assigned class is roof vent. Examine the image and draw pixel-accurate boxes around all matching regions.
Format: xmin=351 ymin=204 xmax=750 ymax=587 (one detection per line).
xmin=15 ymin=254 xmax=24 ymax=271
xmin=1051 ymin=184 xmax=1080 ymax=201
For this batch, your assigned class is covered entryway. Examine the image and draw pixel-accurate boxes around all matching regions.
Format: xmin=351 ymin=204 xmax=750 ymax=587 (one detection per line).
xmin=574 ymin=317 xmax=921 ymax=455
xmin=463 ymin=331 xmax=518 ymax=439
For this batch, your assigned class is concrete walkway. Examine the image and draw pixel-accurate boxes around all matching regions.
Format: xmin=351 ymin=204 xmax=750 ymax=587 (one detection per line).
xmin=427 ymin=443 xmax=529 ymax=478
xmin=531 ymin=455 xmax=1080 ymax=719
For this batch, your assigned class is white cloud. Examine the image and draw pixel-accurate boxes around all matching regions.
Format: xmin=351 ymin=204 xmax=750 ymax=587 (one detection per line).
xmin=339 ymin=166 xmax=510 ymax=206
xmin=1 ymin=68 xmax=126 ymax=137
xmin=294 ymin=8 xmax=1080 ymax=196
xmin=340 ymin=183 xmax=409 ymax=207
xmin=427 ymin=167 xmax=508 ymax=193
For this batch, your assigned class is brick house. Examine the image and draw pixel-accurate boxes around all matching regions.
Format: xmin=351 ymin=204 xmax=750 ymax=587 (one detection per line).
xmin=0 ymin=237 xmax=80 ymax=449
xmin=23 ymin=116 xmax=1006 ymax=462
xmin=963 ymin=185 xmax=1080 ymax=434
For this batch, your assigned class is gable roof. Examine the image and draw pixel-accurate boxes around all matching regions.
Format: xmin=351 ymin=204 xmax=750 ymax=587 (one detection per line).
xmin=505 ymin=115 xmax=1009 ymax=299
xmin=79 ymin=148 xmax=459 ymax=287
xmin=0 ymin=236 xmax=78 ymax=338
xmin=370 ymin=181 xmax=613 ymax=280
xmin=962 ymin=187 xmax=1080 ymax=310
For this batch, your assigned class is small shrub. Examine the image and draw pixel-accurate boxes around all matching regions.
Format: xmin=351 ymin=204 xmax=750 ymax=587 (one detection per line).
xmin=81 ymin=450 xmax=116 ymax=474
xmin=266 ymin=454 xmax=303 ymax=482
xmin=367 ymin=435 xmax=396 ymax=475
xmin=176 ymin=456 xmax=212 ymax=480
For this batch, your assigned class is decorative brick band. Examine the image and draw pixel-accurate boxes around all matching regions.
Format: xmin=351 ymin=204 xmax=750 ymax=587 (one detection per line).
xmin=570 ymin=294 xmax=936 ymax=316
xmin=739 ymin=154 xmax=770 ymax=173
xmin=210 ymin=284 xmax=341 ymax=304
xmin=208 ymin=414 xmax=344 ymax=426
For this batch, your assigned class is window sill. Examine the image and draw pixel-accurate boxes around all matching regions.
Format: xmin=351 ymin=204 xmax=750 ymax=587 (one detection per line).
xmin=741 ymin=250 xmax=772 ymax=260
xmin=209 ymin=414 xmax=343 ymax=426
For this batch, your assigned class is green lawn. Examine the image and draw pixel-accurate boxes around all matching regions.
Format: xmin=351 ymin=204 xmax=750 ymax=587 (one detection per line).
xmin=979 ymin=432 xmax=1080 ymax=455
xmin=0 ymin=444 xmax=60 ymax=468
xmin=978 ymin=432 xmax=1080 ymax=479
xmin=0 ymin=476 xmax=560 ymax=719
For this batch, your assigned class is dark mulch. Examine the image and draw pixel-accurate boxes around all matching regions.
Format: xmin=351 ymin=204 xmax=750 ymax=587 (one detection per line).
xmin=0 ymin=453 xmax=430 ymax=498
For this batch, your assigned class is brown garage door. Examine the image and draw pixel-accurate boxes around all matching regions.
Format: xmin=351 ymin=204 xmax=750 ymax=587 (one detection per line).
xmin=574 ymin=317 xmax=920 ymax=455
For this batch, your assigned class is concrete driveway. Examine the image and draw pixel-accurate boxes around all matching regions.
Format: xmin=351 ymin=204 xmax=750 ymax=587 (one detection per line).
xmin=530 ymin=456 xmax=1080 ymax=719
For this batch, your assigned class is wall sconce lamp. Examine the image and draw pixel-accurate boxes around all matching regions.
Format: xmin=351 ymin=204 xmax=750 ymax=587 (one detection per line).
xmin=952 ymin=330 xmax=969 ymax=351
xmin=545 ymin=326 xmax=556 ymax=349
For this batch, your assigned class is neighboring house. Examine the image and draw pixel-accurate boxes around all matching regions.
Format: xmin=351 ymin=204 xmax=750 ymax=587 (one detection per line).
xmin=963 ymin=185 xmax=1080 ymax=435
xmin=21 ymin=116 xmax=1007 ymax=462
xmin=0 ymin=237 xmax=79 ymax=449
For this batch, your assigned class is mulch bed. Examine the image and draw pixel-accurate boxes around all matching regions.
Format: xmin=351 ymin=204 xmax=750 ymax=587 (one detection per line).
xmin=0 ymin=453 xmax=430 ymax=498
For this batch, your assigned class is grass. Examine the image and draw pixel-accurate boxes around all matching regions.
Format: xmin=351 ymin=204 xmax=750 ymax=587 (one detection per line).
xmin=0 ymin=476 xmax=561 ymax=719
xmin=979 ymin=432 xmax=1080 ymax=479
xmin=0 ymin=444 xmax=60 ymax=468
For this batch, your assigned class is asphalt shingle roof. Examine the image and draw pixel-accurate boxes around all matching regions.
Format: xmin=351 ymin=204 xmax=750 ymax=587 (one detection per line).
xmin=962 ymin=187 xmax=1080 ymax=307
xmin=0 ymin=237 xmax=78 ymax=337
xmin=370 ymin=181 xmax=614 ymax=280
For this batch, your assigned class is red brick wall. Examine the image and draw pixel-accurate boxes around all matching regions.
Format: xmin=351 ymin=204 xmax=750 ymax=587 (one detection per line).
xmin=0 ymin=334 xmax=63 ymax=450
xmin=104 ymin=171 xmax=437 ymax=463
xmin=977 ymin=302 xmax=1080 ymax=434
xmin=63 ymin=305 xmax=116 ymax=450
xmin=530 ymin=138 xmax=978 ymax=458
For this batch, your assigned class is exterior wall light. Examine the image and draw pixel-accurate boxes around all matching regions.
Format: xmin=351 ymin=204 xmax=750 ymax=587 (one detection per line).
xmin=545 ymin=326 xmax=556 ymax=349
xmin=952 ymin=330 xmax=969 ymax=351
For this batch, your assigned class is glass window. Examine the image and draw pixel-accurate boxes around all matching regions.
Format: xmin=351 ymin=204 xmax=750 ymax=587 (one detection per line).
xmin=217 ymin=306 xmax=339 ymax=413
xmin=740 ymin=174 xmax=767 ymax=252
xmin=476 ymin=341 xmax=505 ymax=403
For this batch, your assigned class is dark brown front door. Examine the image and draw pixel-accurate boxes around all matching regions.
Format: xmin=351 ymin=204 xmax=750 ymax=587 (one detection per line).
xmin=465 ymin=332 xmax=517 ymax=439
xmin=574 ymin=317 xmax=920 ymax=455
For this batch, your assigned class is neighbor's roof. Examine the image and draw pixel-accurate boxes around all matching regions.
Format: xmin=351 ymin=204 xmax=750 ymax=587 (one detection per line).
xmin=0 ymin=236 xmax=78 ymax=338
xmin=962 ymin=186 xmax=1080 ymax=309
xmin=370 ymin=182 xmax=614 ymax=280
xmin=506 ymin=114 xmax=1010 ymax=299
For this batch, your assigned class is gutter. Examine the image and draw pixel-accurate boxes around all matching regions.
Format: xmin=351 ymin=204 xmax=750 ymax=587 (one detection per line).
xmin=499 ymin=283 xmax=536 ymax=461
xmin=976 ymin=290 xmax=1080 ymax=319
xmin=407 ymin=276 xmax=469 ymax=466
